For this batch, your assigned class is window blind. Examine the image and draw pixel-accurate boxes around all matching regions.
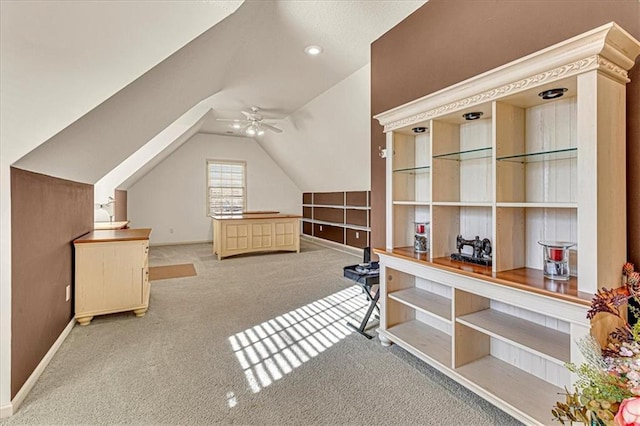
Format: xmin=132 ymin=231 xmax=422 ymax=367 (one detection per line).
xmin=207 ymin=161 xmax=246 ymax=215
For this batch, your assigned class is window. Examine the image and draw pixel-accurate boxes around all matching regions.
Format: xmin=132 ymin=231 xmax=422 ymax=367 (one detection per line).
xmin=207 ymin=160 xmax=246 ymax=216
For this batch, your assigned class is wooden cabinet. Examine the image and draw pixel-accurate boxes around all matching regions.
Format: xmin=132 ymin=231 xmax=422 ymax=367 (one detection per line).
xmin=302 ymin=191 xmax=371 ymax=249
xmin=74 ymin=228 xmax=151 ymax=326
xmin=212 ymin=213 xmax=300 ymax=260
xmin=374 ymin=23 xmax=640 ymax=425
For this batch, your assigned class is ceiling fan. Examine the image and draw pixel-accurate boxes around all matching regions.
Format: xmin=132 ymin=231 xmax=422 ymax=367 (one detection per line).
xmin=216 ymin=106 xmax=283 ymax=136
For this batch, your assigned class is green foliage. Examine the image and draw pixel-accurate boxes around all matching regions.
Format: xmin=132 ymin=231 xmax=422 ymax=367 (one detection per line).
xmin=553 ymin=264 xmax=640 ymax=425
xmin=552 ymin=390 xmax=590 ymax=424
xmin=566 ymin=362 xmax=633 ymax=403
xmin=630 ymin=302 xmax=640 ymax=341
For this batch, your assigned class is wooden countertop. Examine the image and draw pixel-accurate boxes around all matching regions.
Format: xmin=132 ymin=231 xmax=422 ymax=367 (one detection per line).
xmin=94 ymin=220 xmax=129 ymax=230
xmin=212 ymin=213 xmax=302 ymax=220
xmin=375 ymin=247 xmax=592 ymax=306
xmin=74 ymin=228 xmax=152 ymax=243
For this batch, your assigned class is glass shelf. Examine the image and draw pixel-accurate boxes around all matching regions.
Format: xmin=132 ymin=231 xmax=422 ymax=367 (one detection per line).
xmin=432 ymin=147 xmax=492 ymax=161
xmin=496 ymin=147 xmax=577 ymax=163
xmin=393 ymin=165 xmax=431 ymax=174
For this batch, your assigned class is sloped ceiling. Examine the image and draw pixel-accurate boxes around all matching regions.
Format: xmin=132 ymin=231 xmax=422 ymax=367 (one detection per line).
xmin=7 ymin=0 xmax=425 ymax=189
xmin=1 ymin=0 xmax=242 ymax=165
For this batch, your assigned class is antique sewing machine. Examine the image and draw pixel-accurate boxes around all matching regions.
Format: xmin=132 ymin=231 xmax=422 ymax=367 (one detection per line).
xmin=450 ymin=234 xmax=492 ymax=267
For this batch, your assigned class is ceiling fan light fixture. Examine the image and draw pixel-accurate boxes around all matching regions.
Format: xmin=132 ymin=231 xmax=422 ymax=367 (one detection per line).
xmin=304 ymin=45 xmax=323 ymax=56
xmin=246 ymin=122 xmax=266 ymax=136
xmin=217 ymin=106 xmax=283 ymax=135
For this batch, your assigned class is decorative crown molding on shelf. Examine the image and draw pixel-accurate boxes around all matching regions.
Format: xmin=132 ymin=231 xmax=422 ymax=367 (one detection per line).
xmin=374 ymin=22 xmax=640 ymax=132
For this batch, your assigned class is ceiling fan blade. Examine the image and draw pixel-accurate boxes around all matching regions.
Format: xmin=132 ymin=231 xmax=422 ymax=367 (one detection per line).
xmin=216 ymin=118 xmax=247 ymax=123
xmin=261 ymin=122 xmax=283 ymax=133
xmin=242 ymin=111 xmax=263 ymax=122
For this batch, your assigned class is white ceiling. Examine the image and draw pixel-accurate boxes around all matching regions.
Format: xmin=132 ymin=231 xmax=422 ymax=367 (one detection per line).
xmin=4 ymin=0 xmax=426 ymax=184
xmin=196 ymin=0 xmax=427 ymax=137
xmin=0 ymin=0 xmax=242 ymax=163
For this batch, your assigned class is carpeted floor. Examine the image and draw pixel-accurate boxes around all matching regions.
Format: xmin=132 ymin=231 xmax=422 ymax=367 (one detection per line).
xmin=1 ymin=241 xmax=522 ymax=425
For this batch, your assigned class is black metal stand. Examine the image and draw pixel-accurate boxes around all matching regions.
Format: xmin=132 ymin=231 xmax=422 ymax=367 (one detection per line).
xmin=343 ymin=264 xmax=380 ymax=339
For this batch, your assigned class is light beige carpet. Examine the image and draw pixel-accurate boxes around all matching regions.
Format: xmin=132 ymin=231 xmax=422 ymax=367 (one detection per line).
xmin=1 ymin=241 xmax=520 ymax=425
xmin=149 ymin=263 xmax=196 ymax=281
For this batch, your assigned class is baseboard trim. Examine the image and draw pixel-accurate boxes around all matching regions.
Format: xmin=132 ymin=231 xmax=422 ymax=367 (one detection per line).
xmin=150 ymin=240 xmax=211 ymax=247
xmin=0 ymin=402 xmax=11 ymax=418
xmin=301 ymin=235 xmax=363 ymax=258
xmin=9 ymin=318 xmax=76 ymax=416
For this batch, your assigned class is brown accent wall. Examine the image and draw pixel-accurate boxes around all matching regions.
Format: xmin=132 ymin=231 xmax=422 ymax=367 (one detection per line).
xmin=370 ymin=0 xmax=640 ymax=265
xmin=346 ymin=228 xmax=368 ymax=249
xmin=313 ymin=192 xmax=344 ymax=206
xmin=10 ymin=167 xmax=93 ymax=398
xmin=314 ymin=207 xmax=344 ymax=224
xmin=346 ymin=191 xmax=368 ymax=207
xmin=114 ymin=189 xmax=127 ymax=221
xmin=346 ymin=209 xmax=368 ymax=227
xmin=313 ymin=223 xmax=343 ymax=244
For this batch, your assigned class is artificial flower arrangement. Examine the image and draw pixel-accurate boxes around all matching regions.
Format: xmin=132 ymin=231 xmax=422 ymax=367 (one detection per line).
xmin=552 ymin=263 xmax=640 ymax=425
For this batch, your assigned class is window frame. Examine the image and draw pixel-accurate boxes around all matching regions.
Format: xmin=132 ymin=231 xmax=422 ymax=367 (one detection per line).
xmin=206 ymin=159 xmax=247 ymax=217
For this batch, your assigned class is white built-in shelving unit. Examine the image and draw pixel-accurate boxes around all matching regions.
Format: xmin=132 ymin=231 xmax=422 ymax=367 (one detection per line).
xmin=374 ymin=23 xmax=640 ymax=425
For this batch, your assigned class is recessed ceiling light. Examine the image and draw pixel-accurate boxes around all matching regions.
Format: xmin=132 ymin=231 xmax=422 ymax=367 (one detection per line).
xmin=232 ymin=122 xmax=242 ymax=129
xmin=462 ymin=112 xmax=483 ymax=121
xmin=538 ymin=88 xmax=568 ymax=100
xmin=304 ymin=45 xmax=323 ymax=56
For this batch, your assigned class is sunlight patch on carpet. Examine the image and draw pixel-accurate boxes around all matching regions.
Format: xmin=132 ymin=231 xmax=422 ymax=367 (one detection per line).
xmin=228 ymin=285 xmax=370 ymax=395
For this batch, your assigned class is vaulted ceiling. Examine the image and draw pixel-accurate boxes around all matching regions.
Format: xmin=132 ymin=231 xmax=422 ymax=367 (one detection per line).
xmin=2 ymin=1 xmax=425 ymax=189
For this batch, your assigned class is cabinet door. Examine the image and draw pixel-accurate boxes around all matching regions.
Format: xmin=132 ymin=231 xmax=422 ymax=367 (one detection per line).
xmin=223 ymin=223 xmax=250 ymax=251
xmin=251 ymin=223 xmax=273 ymax=248
xmin=102 ymin=241 xmax=146 ymax=309
xmin=274 ymin=220 xmax=296 ymax=248
xmin=76 ymin=241 xmax=146 ymax=314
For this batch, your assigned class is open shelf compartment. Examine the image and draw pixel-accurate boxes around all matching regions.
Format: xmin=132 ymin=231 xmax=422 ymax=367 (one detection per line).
xmin=455 ymin=355 xmax=564 ymax=425
xmin=386 ymin=320 xmax=451 ymax=368
xmin=389 ymin=287 xmax=451 ymax=322
xmin=456 ymin=308 xmax=570 ymax=364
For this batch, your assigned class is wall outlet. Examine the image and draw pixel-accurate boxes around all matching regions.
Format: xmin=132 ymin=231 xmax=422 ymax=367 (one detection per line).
xmin=355 ymin=232 xmax=360 ymax=239
xmin=65 ymin=285 xmax=71 ymax=302
xmin=169 ymin=228 xmax=174 ymax=234
xmin=319 ymin=225 xmax=323 ymax=231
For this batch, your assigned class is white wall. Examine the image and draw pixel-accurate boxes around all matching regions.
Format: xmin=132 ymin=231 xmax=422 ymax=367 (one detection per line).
xmin=258 ymin=64 xmax=371 ymax=192
xmin=127 ymin=134 xmax=300 ymax=245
